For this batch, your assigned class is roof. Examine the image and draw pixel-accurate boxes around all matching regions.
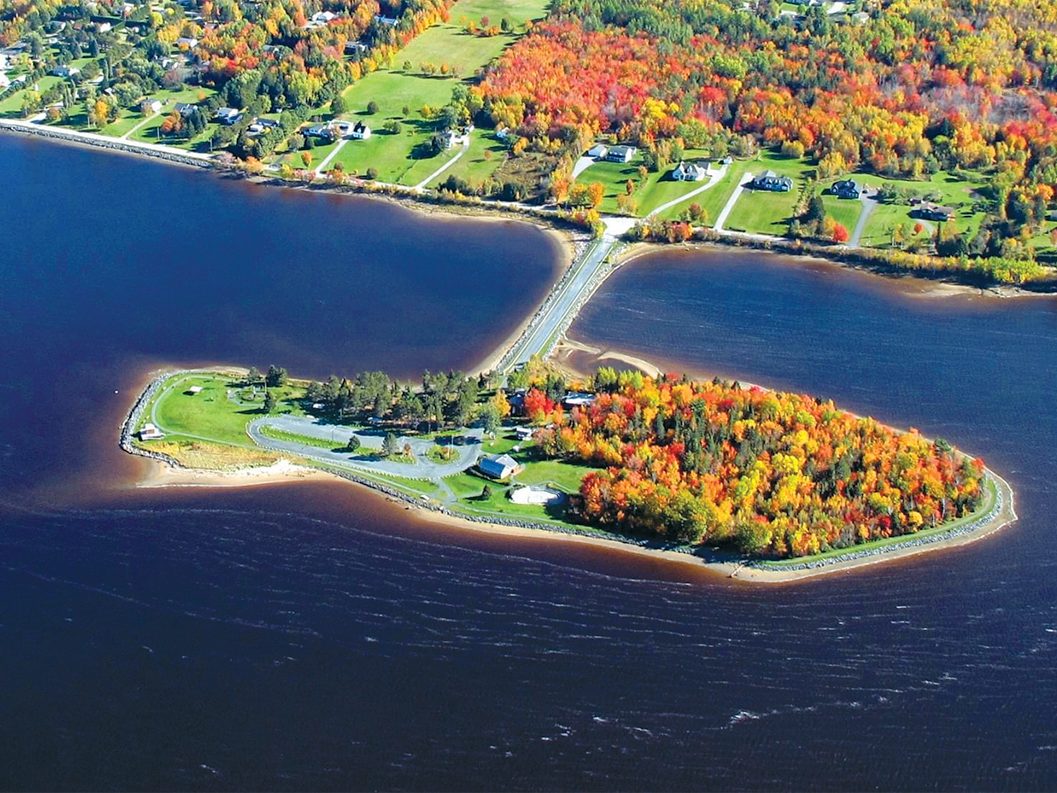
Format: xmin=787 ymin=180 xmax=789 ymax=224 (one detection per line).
xmin=479 ymin=454 xmax=519 ymax=478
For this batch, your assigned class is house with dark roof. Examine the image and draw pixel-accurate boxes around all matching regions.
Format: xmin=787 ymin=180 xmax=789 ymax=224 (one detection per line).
xmin=830 ymin=178 xmax=860 ymax=199
xmin=351 ymin=120 xmax=371 ymax=139
xmin=913 ymin=202 xmax=954 ymax=222
xmin=751 ymin=171 xmax=793 ymax=192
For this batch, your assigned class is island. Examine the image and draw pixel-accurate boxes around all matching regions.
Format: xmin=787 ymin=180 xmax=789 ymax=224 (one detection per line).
xmin=121 ymin=361 xmax=1016 ymax=582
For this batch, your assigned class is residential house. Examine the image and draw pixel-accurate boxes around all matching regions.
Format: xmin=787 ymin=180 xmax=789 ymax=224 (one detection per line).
xmin=144 ymin=98 xmax=163 ymax=113
xmin=306 ymin=124 xmax=335 ymax=140
xmin=344 ymin=41 xmax=368 ymax=57
xmin=174 ymin=102 xmax=197 ymax=117
xmin=49 ymin=65 xmax=80 ymax=79
xmin=304 ymin=10 xmax=337 ymax=28
xmin=751 ymin=170 xmax=793 ymax=192
xmin=215 ymin=107 xmax=242 ymax=125
xmin=914 ymin=202 xmax=954 ymax=222
xmin=672 ymin=161 xmax=709 ymax=182
xmin=351 ymin=120 xmax=371 ymax=139
xmin=830 ymin=178 xmax=860 ymax=199
xmin=586 ymin=143 xmax=609 ymax=159
xmin=374 ymin=15 xmax=398 ymax=26
xmin=442 ymin=125 xmax=472 ymax=149
xmin=176 ymin=36 xmax=199 ymax=49
xmin=477 ymin=453 xmax=521 ymax=480
xmin=562 ymin=392 xmax=596 ymax=409
xmin=96 ymin=21 xmax=112 ymax=32
xmin=606 ymin=145 xmax=637 ymax=163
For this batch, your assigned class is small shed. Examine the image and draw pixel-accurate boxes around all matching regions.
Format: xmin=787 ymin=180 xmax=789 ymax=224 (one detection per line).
xmin=478 ymin=454 xmax=520 ymax=480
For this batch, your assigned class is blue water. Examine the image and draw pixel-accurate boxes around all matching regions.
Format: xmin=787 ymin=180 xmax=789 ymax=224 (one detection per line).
xmin=3 ymin=139 xmax=1057 ymax=790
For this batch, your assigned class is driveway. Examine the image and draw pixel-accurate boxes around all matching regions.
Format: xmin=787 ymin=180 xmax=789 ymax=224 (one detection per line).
xmin=247 ymin=414 xmax=483 ymax=479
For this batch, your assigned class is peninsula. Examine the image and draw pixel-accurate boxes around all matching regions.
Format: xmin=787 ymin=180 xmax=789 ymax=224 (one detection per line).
xmin=121 ymin=360 xmax=1017 ymax=582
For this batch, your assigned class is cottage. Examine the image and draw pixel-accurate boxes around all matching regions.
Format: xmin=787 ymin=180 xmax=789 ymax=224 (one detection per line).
xmin=176 ymin=36 xmax=198 ymax=49
xmin=374 ymin=15 xmax=398 ymax=26
xmin=96 ymin=21 xmax=112 ymax=32
xmin=174 ymin=102 xmax=197 ymax=117
xmin=442 ymin=126 xmax=471 ymax=149
xmin=345 ymin=41 xmax=369 ymax=56
xmin=586 ymin=143 xmax=609 ymax=159
xmin=672 ymin=161 xmax=708 ymax=182
xmin=606 ymin=145 xmax=637 ymax=163
xmin=138 ymin=423 xmax=165 ymax=441
xmin=830 ymin=178 xmax=860 ymax=199
xmin=215 ymin=107 xmax=242 ymax=125
xmin=351 ymin=120 xmax=371 ymax=139
xmin=145 ymin=98 xmax=163 ymax=113
xmin=751 ymin=170 xmax=793 ymax=192
xmin=478 ymin=453 xmax=521 ymax=480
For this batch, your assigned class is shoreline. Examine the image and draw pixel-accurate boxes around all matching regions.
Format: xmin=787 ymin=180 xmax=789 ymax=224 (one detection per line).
xmin=119 ymin=368 xmax=1019 ymax=585
xmin=3 ymin=119 xmax=1054 ymax=297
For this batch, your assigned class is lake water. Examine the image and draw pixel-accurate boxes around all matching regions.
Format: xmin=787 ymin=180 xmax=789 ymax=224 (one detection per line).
xmin=3 ymin=138 xmax=1057 ymax=790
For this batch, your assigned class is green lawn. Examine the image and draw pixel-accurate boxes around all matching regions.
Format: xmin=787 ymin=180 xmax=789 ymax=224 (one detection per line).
xmin=572 ymin=147 xmax=715 ymax=217
xmin=852 ymin=171 xmax=990 ymax=249
xmin=313 ymin=0 xmax=550 ymax=186
xmin=0 ymin=76 xmax=63 ymax=117
xmin=723 ymin=152 xmax=814 ymax=235
xmin=148 ymin=373 xmax=307 ymax=447
xmin=430 ymin=129 xmax=509 ymax=188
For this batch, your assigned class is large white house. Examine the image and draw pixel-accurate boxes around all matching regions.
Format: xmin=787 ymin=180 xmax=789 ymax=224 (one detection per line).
xmin=672 ymin=161 xmax=709 ymax=182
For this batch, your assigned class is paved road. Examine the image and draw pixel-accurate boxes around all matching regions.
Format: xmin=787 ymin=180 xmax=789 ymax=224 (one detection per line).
xmin=248 ymin=414 xmax=483 ymax=479
xmin=849 ymin=191 xmax=879 ymax=248
xmin=414 ymin=137 xmax=470 ymax=190
xmin=499 ymin=229 xmax=620 ymax=371
xmin=314 ymin=137 xmax=349 ymax=175
xmin=714 ymin=171 xmax=754 ymax=232
xmin=0 ymin=117 xmax=213 ymax=161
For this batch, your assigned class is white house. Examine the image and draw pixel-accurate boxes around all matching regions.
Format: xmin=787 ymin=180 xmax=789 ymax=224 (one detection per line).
xmin=97 ymin=21 xmax=112 ymax=32
xmin=672 ymin=161 xmax=708 ymax=182
xmin=605 ymin=145 xmax=637 ymax=163
xmin=49 ymin=65 xmax=80 ymax=79
xmin=145 ymin=98 xmax=163 ymax=113
xmin=514 ymin=426 xmax=535 ymax=441
xmin=351 ymin=120 xmax=371 ymax=139
xmin=587 ymin=143 xmax=609 ymax=159
xmin=176 ymin=36 xmax=199 ymax=49
xmin=442 ymin=126 xmax=472 ymax=149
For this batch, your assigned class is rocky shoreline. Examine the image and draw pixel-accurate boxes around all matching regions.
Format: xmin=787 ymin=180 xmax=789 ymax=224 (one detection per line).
xmin=120 ymin=370 xmax=1018 ymax=582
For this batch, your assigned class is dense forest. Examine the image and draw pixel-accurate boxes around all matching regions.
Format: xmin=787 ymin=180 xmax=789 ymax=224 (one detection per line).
xmin=477 ymin=0 xmax=1057 ymax=262
xmin=530 ymin=370 xmax=986 ymax=557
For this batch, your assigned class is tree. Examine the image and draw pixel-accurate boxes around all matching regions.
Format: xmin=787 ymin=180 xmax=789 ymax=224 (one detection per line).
xmin=382 ymin=431 xmax=399 ymax=457
xmin=480 ymin=402 xmax=501 ymax=436
xmin=330 ymin=94 xmax=347 ymax=115
xmin=345 ymin=435 xmax=361 ymax=452
xmin=587 ymin=181 xmax=605 ymax=208
xmin=265 ymin=365 xmax=288 ymax=387
xmin=300 ymin=150 xmax=313 ymax=168
xmin=831 ymin=222 xmax=850 ymax=244
xmin=263 ymin=390 xmax=277 ymax=413
xmin=479 ymin=484 xmax=493 ymax=500
xmin=366 ymin=100 xmax=379 ymax=114
xmin=247 ymin=366 xmax=263 ymax=385
xmin=366 ymin=167 xmax=379 ymax=180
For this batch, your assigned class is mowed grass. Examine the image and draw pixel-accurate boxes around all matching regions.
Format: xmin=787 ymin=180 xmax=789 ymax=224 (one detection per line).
xmin=0 ymin=75 xmax=63 ymax=117
xmin=574 ymin=148 xmax=715 ymax=217
xmin=723 ymin=153 xmax=814 ymax=234
xmin=325 ymin=0 xmax=551 ymax=185
xmin=148 ymin=373 xmax=307 ymax=447
xmin=852 ymin=171 xmax=990 ymax=249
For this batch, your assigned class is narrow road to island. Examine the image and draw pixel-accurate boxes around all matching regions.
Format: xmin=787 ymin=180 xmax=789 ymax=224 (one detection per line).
xmin=496 ymin=224 xmax=624 ymax=372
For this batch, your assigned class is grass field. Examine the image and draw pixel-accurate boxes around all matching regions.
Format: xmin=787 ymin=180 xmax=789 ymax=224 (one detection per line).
xmin=723 ymin=153 xmax=814 ymax=234
xmin=0 ymin=75 xmax=63 ymax=117
xmin=573 ymin=148 xmax=715 ymax=217
xmin=314 ymin=0 xmax=551 ymax=185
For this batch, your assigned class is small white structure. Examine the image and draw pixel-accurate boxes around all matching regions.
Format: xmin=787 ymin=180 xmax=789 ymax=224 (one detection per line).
xmin=514 ymin=426 xmax=535 ymax=441
xmin=563 ymin=392 xmax=596 ymax=408
xmin=509 ymin=486 xmax=565 ymax=506
xmin=145 ymin=98 xmax=163 ymax=113
xmin=587 ymin=143 xmax=609 ymax=159
xmin=97 ymin=21 xmax=112 ymax=32
xmin=49 ymin=65 xmax=80 ymax=79
xmin=350 ymin=120 xmax=371 ymax=139
xmin=139 ymin=423 xmax=165 ymax=441
xmin=188 ymin=385 xmax=204 ymax=395
xmin=176 ymin=36 xmax=199 ymax=49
